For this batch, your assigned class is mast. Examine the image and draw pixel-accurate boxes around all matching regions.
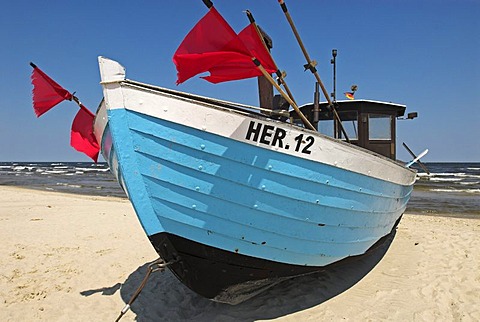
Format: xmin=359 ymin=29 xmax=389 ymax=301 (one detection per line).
xmin=331 ymin=49 xmax=337 ymax=103
xmin=256 ymin=27 xmax=274 ymax=111
xmin=277 ymin=0 xmax=350 ymax=142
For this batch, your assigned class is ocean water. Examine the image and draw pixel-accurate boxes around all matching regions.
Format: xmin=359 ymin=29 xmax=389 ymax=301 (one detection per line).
xmin=408 ymin=162 xmax=480 ymax=218
xmin=1 ymin=162 xmax=479 ymax=218
xmin=0 ymin=162 xmax=125 ymax=198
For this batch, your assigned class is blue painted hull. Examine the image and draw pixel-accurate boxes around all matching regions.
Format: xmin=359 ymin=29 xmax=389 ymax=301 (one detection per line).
xmin=101 ymin=108 xmax=412 ymax=266
xmin=94 ymin=59 xmax=415 ymax=302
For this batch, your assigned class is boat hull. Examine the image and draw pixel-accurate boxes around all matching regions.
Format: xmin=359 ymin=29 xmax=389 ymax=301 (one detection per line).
xmin=148 ymin=218 xmax=399 ymax=304
xmin=95 ymin=57 xmax=416 ymax=303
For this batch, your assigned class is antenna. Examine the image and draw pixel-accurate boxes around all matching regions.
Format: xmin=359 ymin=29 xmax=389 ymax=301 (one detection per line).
xmin=331 ymin=49 xmax=337 ymax=103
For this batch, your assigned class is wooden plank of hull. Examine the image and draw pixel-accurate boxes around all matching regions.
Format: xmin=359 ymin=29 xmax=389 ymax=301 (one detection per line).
xmin=99 ymin=107 xmax=411 ymax=263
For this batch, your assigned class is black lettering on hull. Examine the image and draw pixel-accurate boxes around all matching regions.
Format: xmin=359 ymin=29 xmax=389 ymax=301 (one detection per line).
xmin=245 ymin=121 xmax=315 ymax=155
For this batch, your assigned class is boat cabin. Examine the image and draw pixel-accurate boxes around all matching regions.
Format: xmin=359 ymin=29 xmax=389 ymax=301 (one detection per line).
xmin=289 ymin=100 xmax=408 ymax=160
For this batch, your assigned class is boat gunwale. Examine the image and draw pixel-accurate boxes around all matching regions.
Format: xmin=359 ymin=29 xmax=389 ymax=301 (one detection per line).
xmin=113 ymin=79 xmax=416 ymax=180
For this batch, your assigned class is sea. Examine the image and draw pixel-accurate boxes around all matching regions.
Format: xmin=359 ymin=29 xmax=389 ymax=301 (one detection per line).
xmin=0 ymin=162 xmax=479 ymax=218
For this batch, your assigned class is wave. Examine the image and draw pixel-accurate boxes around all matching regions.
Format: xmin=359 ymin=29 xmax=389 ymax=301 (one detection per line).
xmin=417 ymin=172 xmax=480 ymax=180
xmin=12 ymin=166 xmax=35 ymax=171
xmin=56 ymin=182 xmax=82 ymax=189
xmin=75 ymin=167 xmax=110 ymax=172
xmin=460 ymin=181 xmax=480 ymax=186
xmin=428 ymin=178 xmax=463 ymax=182
xmin=42 ymin=170 xmax=68 ymax=174
xmin=431 ymin=188 xmax=480 ymax=194
xmin=427 ymin=172 xmax=465 ymax=176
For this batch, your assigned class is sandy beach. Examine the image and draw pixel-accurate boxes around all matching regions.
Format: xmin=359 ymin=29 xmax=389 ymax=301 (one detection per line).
xmin=1 ymin=185 xmax=479 ymax=321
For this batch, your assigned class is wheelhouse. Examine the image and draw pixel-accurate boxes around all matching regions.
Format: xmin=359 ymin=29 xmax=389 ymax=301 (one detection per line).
xmin=290 ymin=100 xmax=407 ymax=160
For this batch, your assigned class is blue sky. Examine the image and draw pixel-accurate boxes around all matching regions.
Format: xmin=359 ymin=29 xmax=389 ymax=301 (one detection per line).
xmin=1 ymin=1 xmax=479 ymax=162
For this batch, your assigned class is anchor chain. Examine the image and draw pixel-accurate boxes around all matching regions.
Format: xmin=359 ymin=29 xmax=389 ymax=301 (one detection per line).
xmin=114 ymin=258 xmax=177 ymax=322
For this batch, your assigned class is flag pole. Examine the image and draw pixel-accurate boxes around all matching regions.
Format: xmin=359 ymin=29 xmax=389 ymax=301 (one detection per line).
xmin=245 ymin=10 xmax=297 ymax=105
xmin=199 ymin=1 xmax=313 ymax=130
xmin=30 ymin=62 xmax=99 ymax=161
xmin=277 ymin=0 xmax=350 ymax=142
xmin=253 ymin=58 xmax=316 ymax=131
xmin=202 ymin=0 xmax=213 ymax=8
xmin=71 ymin=95 xmax=95 ymax=117
xmin=402 ymin=142 xmax=430 ymax=174
xmin=30 ymin=61 xmax=94 ymax=117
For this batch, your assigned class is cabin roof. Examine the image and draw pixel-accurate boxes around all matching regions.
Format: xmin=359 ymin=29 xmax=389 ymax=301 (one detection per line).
xmin=296 ymin=99 xmax=407 ymax=120
xmin=325 ymin=99 xmax=405 ymax=108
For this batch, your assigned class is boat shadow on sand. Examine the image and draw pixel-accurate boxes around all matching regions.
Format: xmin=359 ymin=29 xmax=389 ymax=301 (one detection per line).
xmin=82 ymin=230 xmax=395 ymax=321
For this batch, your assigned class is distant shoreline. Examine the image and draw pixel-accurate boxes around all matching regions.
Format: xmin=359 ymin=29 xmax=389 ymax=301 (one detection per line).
xmin=2 ymin=161 xmax=479 ymax=218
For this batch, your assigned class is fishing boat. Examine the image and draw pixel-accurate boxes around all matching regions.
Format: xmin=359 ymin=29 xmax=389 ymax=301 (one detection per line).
xmin=94 ymin=56 xmax=416 ymax=304
xmin=30 ymin=1 xmax=420 ymax=306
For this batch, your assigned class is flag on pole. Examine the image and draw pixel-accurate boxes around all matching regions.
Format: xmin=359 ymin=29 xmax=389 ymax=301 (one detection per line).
xmin=30 ymin=63 xmax=100 ymax=162
xmin=344 ymin=92 xmax=355 ymax=100
xmin=202 ymin=23 xmax=278 ymax=84
xmin=238 ymin=24 xmax=276 ymax=71
xmin=173 ymin=7 xmax=276 ymax=84
xmin=30 ymin=63 xmax=73 ymax=117
xmin=71 ymin=105 xmax=100 ymax=162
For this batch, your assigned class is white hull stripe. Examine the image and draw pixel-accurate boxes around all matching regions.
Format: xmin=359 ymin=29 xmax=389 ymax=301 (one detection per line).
xmin=100 ymin=81 xmax=415 ymax=186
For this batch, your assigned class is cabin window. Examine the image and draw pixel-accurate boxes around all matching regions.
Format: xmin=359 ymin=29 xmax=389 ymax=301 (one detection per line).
xmin=339 ymin=110 xmax=358 ymax=140
xmin=317 ymin=110 xmax=359 ymax=140
xmin=318 ymin=120 xmax=334 ymax=137
xmin=342 ymin=120 xmax=359 ymax=140
xmin=368 ymin=114 xmax=392 ymax=140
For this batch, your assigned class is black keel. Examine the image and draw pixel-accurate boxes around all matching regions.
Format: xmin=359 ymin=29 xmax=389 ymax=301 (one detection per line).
xmin=148 ymin=220 xmax=400 ymax=305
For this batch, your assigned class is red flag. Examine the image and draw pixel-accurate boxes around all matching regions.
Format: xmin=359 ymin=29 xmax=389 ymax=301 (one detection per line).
xmin=199 ymin=57 xmax=266 ymax=84
xmin=70 ymin=105 xmax=100 ymax=162
xmin=238 ymin=24 xmax=276 ymax=72
xmin=30 ymin=63 xmax=73 ymax=117
xmin=173 ymin=7 xmax=275 ymax=84
xmin=202 ymin=24 xmax=278 ymax=84
xmin=344 ymin=92 xmax=355 ymax=100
